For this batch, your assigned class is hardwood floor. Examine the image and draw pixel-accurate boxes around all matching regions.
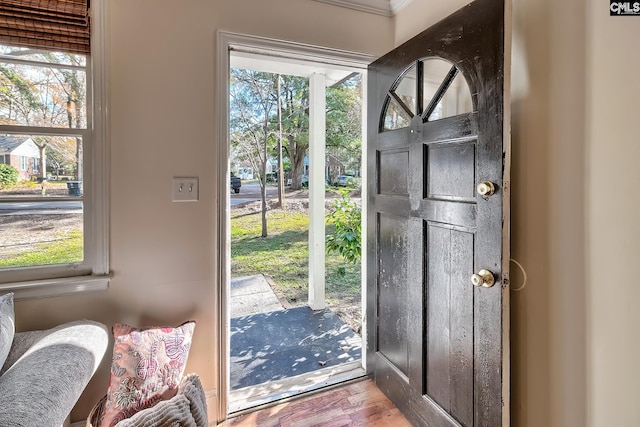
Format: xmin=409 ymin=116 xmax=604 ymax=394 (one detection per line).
xmin=220 ymin=379 xmax=411 ymax=426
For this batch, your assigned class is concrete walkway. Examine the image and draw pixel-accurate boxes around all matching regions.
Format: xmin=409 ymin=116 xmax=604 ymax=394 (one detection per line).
xmin=230 ymin=274 xmax=283 ymax=317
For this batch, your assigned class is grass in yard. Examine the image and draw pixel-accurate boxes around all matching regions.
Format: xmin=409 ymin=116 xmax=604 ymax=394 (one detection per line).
xmin=0 ymin=229 xmax=83 ymax=268
xmin=231 ymin=209 xmax=361 ymax=308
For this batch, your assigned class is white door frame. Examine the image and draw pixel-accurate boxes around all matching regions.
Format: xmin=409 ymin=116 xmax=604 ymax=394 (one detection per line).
xmin=215 ymin=30 xmax=374 ymax=421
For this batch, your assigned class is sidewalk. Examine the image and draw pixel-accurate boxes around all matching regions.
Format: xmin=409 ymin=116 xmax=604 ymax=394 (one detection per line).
xmin=230 ymin=274 xmax=284 ymax=317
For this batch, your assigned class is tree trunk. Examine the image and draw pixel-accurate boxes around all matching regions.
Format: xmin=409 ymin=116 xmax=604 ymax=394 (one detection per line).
xmin=261 ymin=172 xmax=268 ymax=238
xmin=75 ymin=137 xmax=83 ymax=181
xmin=260 ymin=105 xmax=269 ymax=238
xmin=75 ymin=101 xmax=83 ymax=182
xmin=276 ymin=75 xmax=285 ymax=208
xmin=288 ymin=135 xmax=307 ymax=190
xmin=38 ymin=145 xmax=47 ymax=180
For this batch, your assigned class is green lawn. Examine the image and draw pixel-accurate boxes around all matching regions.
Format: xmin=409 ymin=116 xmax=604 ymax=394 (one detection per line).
xmin=231 ymin=209 xmax=361 ymax=308
xmin=0 ymin=229 xmax=83 ymax=268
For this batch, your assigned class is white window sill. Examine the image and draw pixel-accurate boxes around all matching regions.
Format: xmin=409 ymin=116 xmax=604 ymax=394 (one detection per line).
xmin=0 ymin=275 xmax=110 ymax=301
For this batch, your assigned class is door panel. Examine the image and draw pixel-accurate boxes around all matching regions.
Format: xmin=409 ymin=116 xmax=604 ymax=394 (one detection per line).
xmin=379 ymin=150 xmax=410 ymax=195
xmin=377 ymin=213 xmax=409 ymax=374
xmin=426 ymin=224 xmax=474 ymax=426
xmin=366 ymin=0 xmax=510 ymax=426
xmin=427 ymin=143 xmax=476 ymax=201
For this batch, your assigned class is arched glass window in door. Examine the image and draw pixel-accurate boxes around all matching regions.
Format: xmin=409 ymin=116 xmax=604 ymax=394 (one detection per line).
xmin=381 ymin=58 xmax=474 ymax=131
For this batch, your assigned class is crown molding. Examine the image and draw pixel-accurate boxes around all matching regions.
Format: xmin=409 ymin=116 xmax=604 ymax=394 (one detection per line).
xmin=313 ymin=0 xmax=413 ymax=16
xmin=313 ymin=0 xmax=393 ymax=16
xmin=390 ymin=0 xmax=413 ymax=14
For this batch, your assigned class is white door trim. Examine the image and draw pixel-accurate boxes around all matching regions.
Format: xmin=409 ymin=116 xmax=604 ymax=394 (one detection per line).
xmin=215 ymin=30 xmax=374 ymax=422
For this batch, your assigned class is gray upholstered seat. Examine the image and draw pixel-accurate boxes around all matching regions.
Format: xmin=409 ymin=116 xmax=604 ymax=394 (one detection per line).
xmin=0 ymin=320 xmax=108 ymax=427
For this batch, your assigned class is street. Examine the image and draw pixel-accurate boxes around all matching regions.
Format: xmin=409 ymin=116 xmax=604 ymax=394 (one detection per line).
xmin=0 ymin=201 xmax=82 ymax=215
xmin=230 ymin=181 xmax=279 ymax=206
xmin=0 ymin=182 xmax=273 ymax=211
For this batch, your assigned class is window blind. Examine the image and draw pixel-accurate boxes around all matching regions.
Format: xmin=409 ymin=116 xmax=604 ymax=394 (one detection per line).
xmin=0 ymin=0 xmax=90 ymax=54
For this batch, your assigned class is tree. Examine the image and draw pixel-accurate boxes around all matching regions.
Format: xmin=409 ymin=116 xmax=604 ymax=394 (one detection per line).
xmin=57 ymin=62 xmax=86 ymax=181
xmin=326 ymin=74 xmax=362 ymax=179
xmin=46 ymin=137 xmax=77 ymax=178
xmin=0 ymin=66 xmax=39 ymax=124
xmin=279 ymin=75 xmax=309 ymax=190
xmin=229 ymin=69 xmax=363 ymax=206
xmin=0 ymin=164 xmax=18 ymax=187
xmin=230 ymin=68 xmax=279 ymax=237
xmin=0 ymin=48 xmax=86 ymax=180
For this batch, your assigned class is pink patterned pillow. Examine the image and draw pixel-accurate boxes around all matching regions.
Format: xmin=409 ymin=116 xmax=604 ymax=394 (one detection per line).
xmin=99 ymin=321 xmax=195 ymax=427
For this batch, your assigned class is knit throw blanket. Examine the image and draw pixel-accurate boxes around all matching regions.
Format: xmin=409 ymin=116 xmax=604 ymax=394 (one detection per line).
xmin=88 ymin=373 xmax=208 ymax=427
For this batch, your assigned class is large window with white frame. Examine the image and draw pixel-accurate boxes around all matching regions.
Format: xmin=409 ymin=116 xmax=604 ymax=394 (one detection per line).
xmin=0 ymin=0 xmax=108 ymax=295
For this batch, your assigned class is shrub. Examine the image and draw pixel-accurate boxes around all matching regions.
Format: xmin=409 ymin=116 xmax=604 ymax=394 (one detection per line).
xmin=0 ymin=164 xmax=18 ymax=187
xmin=344 ymin=176 xmax=361 ymax=188
xmin=326 ymin=190 xmax=361 ymax=264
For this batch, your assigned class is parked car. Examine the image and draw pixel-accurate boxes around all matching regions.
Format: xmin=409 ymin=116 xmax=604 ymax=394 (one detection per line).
xmin=230 ymin=173 xmax=241 ymax=193
xmin=336 ymin=175 xmax=349 ymax=186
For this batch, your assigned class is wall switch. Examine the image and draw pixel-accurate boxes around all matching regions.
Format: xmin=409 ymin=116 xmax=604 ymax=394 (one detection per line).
xmin=172 ymin=177 xmax=199 ymax=202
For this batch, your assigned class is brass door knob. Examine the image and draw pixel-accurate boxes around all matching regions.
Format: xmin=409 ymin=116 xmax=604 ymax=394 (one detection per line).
xmin=471 ymin=269 xmax=495 ymax=288
xmin=477 ymin=181 xmax=496 ymax=197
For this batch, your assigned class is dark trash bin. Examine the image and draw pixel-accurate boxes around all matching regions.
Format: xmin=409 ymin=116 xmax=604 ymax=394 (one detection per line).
xmin=67 ymin=181 xmax=83 ymax=196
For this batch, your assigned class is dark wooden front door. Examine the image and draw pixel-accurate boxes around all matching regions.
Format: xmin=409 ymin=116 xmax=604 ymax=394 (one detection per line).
xmin=366 ymin=0 xmax=510 ymax=425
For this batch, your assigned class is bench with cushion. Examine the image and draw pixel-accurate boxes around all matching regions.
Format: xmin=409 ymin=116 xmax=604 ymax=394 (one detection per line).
xmin=0 ymin=292 xmax=108 ymax=427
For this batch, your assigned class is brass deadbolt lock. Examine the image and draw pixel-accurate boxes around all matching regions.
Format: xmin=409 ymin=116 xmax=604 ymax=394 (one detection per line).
xmin=471 ymin=269 xmax=496 ymax=288
xmin=477 ymin=181 xmax=496 ymax=197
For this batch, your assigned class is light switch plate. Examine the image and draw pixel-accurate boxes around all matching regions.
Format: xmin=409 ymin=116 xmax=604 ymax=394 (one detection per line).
xmin=172 ymin=177 xmax=199 ymax=202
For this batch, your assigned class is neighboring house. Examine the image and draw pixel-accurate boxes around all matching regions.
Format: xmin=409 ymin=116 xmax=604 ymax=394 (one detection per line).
xmin=0 ymin=136 xmax=41 ymax=181
xmin=236 ymin=166 xmax=254 ymax=180
xmin=325 ymin=153 xmax=345 ymax=184
xmin=232 ymin=162 xmax=275 ymax=179
xmin=301 ymin=154 xmax=346 ymax=184
xmin=266 ymin=159 xmax=276 ymax=176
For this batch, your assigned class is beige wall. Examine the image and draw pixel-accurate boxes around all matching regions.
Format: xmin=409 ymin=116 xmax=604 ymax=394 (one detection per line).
xmin=587 ymin=1 xmax=640 ymax=425
xmin=394 ymin=0 xmax=469 ymax=45
xmin=12 ymin=0 xmax=393 ymax=423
